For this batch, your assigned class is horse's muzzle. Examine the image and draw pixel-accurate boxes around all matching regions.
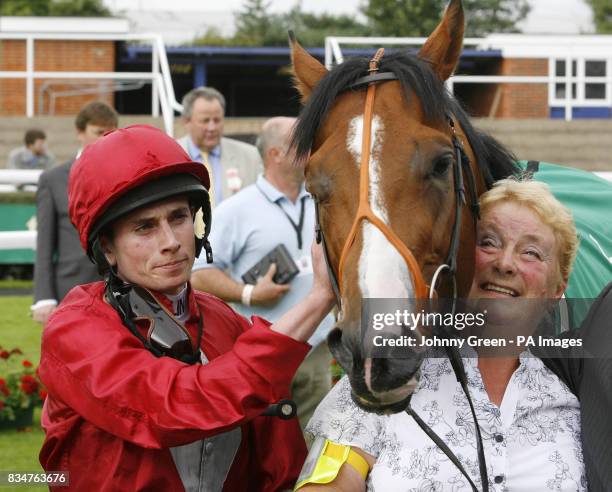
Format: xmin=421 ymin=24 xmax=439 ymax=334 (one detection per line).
xmin=327 ymin=326 xmax=423 ymax=414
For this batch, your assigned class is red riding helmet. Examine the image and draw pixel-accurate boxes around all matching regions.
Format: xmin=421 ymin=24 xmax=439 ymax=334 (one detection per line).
xmin=68 ymin=124 xmax=212 ymax=265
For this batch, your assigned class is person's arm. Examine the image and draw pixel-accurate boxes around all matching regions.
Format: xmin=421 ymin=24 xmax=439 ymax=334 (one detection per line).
xmin=194 ymin=240 xmax=334 ymax=340
xmin=191 ymin=264 xmax=290 ymax=307
xmin=191 ymin=268 xmax=242 ymax=300
xmin=191 ymin=197 xmax=289 ymax=306
xmin=39 ymin=242 xmax=333 ymax=449
xmin=269 ymin=240 xmax=335 ymax=342
xmin=39 ymin=308 xmax=311 ymax=450
xmin=32 ymin=169 xmax=58 ymax=324
xmin=299 ymin=446 xmax=374 ymax=491
xmin=243 ymin=413 xmax=308 ymax=491
xmin=537 ymin=282 xmax=612 ymax=395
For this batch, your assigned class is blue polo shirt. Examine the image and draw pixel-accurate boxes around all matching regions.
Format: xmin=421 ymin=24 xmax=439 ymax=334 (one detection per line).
xmin=192 ymin=174 xmax=334 ymax=348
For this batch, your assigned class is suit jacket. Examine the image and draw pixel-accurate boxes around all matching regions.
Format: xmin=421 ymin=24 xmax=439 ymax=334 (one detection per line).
xmin=177 ymin=136 xmax=262 ymax=201
xmin=536 ymin=282 xmax=612 ymax=491
xmin=34 ymin=159 xmax=100 ymax=303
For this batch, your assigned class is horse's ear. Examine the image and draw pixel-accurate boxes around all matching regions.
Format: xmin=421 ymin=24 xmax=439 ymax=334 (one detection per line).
xmin=418 ymin=0 xmax=464 ymax=81
xmin=289 ymin=31 xmax=328 ymax=102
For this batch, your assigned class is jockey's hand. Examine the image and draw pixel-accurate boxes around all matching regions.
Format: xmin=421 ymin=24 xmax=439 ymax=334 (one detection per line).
xmin=251 ymin=264 xmax=290 ymax=307
xmin=310 ymin=240 xmax=336 ymax=308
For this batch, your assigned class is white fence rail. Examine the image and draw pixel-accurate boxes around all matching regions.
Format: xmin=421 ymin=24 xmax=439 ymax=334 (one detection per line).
xmin=325 ymin=36 xmax=612 ymax=122
xmin=0 ymin=170 xmax=42 ymax=188
xmin=0 ymin=32 xmax=182 ymax=135
xmin=0 ymin=231 xmax=36 ymax=250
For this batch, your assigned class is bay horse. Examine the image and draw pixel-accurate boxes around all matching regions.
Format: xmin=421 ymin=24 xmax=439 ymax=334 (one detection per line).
xmin=290 ymin=0 xmax=519 ymax=413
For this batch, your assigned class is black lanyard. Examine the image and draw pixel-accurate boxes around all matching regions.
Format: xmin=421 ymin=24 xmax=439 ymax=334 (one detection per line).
xmin=256 ymin=182 xmax=308 ymax=250
xmin=274 ymin=197 xmax=307 ymax=250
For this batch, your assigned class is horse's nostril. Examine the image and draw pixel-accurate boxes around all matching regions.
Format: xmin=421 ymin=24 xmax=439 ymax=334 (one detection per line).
xmin=368 ymin=356 xmax=423 ymax=394
xmin=327 ymin=327 xmax=355 ymax=373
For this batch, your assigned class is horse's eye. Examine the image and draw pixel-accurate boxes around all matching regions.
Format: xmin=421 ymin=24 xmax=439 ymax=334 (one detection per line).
xmin=431 ymin=156 xmax=452 ymax=178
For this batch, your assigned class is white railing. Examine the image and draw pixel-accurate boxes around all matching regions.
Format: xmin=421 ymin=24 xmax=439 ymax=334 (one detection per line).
xmin=0 ymin=231 xmax=36 ymax=250
xmin=0 ymin=170 xmax=42 ymax=188
xmin=325 ymin=36 xmax=612 ymax=122
xmin=0 ymin=32 xmax=183 ymax=135
xmin=324 ymin=36 xmax=486 ymax=69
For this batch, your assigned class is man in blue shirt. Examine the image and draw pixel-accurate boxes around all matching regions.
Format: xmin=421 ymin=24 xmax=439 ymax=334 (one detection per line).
xmin=176 ymin=86 xmax=262 ymax=205
xmin=191 ymin=116 xmax=334 ymax=429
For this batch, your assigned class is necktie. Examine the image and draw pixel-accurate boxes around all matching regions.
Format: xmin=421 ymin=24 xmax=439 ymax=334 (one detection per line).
xmin=200 ymin=151 xmax=215 ymax=207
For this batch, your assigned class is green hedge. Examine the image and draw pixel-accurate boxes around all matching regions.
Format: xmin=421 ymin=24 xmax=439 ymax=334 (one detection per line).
xmin=0 ymin=280 xmax=33 ymax=290
xmin=0 ymin=193 xmax=36 ymax=205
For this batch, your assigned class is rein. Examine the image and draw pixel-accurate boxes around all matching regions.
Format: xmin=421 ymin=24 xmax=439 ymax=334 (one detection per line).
xmin=311 ymin=48 xmax=489 ymax=491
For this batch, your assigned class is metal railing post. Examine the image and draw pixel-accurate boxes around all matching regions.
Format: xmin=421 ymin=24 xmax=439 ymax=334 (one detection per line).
xmin=445 ymin=79 xmax=454 ymax=95
xmin=565 ymin=56 xmax=572 ymax=121
xmin=151 ymin=42 xmax=160 ymax=117
xmin=26 ymin=36 xmax=34 ymax=117
xmin=154 ymin=35 xmax=182 ymax=114
xmin=324 ymin=38 xmax=332 ymax=70
xmin=155 ymin=74 xmax=173 ymax=136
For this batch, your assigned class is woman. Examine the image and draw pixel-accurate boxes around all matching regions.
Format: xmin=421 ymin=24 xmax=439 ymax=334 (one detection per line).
xmin=298 ymin=178 xmax=585 ymax=491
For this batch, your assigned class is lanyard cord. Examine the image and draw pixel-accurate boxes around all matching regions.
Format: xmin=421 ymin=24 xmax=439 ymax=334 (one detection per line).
xmin=256 ymin=182 xmax=308 ymax=250
xmin=274 ymin=197 xmax=307 ymax=250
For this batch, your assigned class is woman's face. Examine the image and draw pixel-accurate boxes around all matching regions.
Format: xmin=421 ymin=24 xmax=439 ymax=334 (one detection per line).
xmin=469 ymin=201 xmax=565 ymax=300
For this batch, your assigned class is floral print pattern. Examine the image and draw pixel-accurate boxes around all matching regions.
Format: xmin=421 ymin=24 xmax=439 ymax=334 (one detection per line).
xmin=306 ymin=353 xmax=586 ymax=491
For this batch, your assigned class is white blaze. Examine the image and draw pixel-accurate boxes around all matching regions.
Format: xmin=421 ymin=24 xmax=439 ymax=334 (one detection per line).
xmin=346 ymin=115 xmax=414 ymax=300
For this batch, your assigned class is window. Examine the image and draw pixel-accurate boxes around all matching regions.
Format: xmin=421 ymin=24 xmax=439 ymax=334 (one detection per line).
xmin=585 ymin=60 xmax=607 ymax=100
xmin=555 ymin=60 xmax=577 ymax=77
xmin=551 ymin=58 xmax=609 ymax=105
xmin=555 ymin=83 xmax=577 ymax=100
xmin=585 ymin=60 xmax=606 ymax=77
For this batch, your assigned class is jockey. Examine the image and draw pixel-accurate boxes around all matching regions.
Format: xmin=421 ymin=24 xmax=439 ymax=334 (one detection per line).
xmin=37 ymin=125 xmax=336 ymax=491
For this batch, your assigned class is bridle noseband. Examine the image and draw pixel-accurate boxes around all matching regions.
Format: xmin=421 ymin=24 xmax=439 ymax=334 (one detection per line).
xmin=314 ymin=48 xmax=480 ymax=312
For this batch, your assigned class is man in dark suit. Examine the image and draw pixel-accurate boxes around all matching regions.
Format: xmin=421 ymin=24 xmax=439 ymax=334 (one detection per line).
xmin=176 ymin=86 xmax=262 ymax=206
xmin=31 ymin=101 xmax=118 ymax=325
xmin=537 ymin=282 xmax=612 ymax=491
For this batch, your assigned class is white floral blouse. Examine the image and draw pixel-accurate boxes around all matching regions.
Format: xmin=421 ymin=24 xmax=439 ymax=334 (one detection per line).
xmin=306 ymin=352 xmax=586 ymax=491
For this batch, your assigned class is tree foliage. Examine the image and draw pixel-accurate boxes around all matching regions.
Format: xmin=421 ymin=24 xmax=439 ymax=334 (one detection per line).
xmin=233 ymin=0 xmax=272 ymax=46
xmin=362 ymin=0 xmax=530 ymax=37
xmin=0 ymin=0 xmax=111 ymax=16
xmin=584 ymin=0 xmax=612 ymax=33
xmin=192 ymin=0 xmax=369 ymax=47
xmin=192 ymin=0 xmax=530 ymax=47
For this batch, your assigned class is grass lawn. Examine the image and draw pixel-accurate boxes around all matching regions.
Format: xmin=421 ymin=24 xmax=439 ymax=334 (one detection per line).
xmin=0 ymin=280 xmax=33 ymax=290
xmin=0 ymin=296 xmax=44 ymax=491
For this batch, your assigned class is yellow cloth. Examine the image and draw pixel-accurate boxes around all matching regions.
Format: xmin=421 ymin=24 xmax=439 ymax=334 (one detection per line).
xmin=200 ymin=151 xmax=215 ymax=207
xmin=294 ymin=440 xmax=369 ymax=490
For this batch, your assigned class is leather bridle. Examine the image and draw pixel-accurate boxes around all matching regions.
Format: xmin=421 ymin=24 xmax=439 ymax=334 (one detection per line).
xmin=314 ymin=48 xmax=481 ymax=312
xmin=310 ymin=48 xmax=490 ymax=492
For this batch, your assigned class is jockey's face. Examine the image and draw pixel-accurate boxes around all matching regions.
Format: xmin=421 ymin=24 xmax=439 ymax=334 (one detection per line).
xmin=101 ymin=196 xmax=195 ymax=295
xmin=185 ymin=97 xmax=224 ymax=153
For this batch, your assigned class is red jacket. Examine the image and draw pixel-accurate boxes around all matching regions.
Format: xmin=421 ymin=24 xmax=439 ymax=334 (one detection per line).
xmin=39 ymin=282 xmax=309 ymax=491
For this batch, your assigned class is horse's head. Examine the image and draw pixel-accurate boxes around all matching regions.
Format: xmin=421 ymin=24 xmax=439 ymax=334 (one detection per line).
xmin=291 ymin=0 xmax=517 ymax=413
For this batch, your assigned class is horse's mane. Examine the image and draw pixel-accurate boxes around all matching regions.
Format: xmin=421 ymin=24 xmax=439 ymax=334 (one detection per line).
xmin=292 ymin=51 xmax=519 ymax=187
